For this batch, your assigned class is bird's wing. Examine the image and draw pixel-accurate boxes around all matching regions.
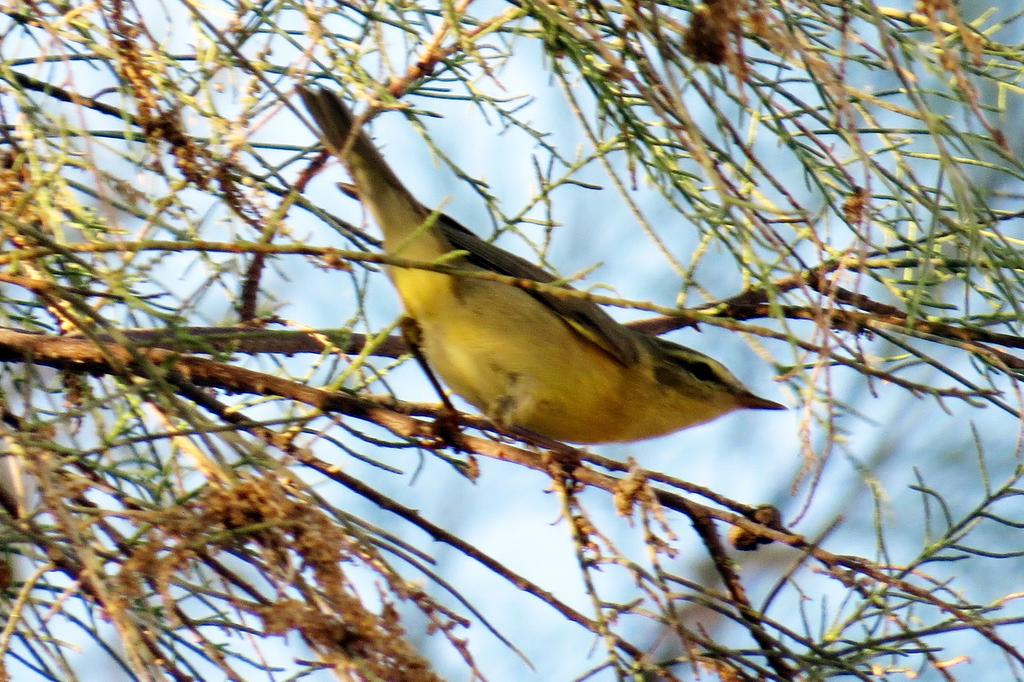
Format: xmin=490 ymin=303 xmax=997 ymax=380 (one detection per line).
xmin=439 ymin=214 xmax=639 ymax=365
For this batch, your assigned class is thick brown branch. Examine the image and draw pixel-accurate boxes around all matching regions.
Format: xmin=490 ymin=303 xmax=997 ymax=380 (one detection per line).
xmin=635 ymin=300 xmax=1024 ymax=357
xmin=631 ymin=265 xmax=1024 ymax=360
xmin=55 ymin=326 xmax=405 ymax=358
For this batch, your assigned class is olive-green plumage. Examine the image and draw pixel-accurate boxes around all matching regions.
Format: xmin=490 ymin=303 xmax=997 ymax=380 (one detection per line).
xmin=299 ymin=87 xmax=784 ymax=443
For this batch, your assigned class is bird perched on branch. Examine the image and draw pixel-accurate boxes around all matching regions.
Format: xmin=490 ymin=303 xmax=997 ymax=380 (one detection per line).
xmin=299 ymin=86 xmax=784 ymax=443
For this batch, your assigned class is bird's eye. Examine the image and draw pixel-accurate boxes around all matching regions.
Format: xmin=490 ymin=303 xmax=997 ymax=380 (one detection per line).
xmin=678 ymin=358 xmax=718 ymax=383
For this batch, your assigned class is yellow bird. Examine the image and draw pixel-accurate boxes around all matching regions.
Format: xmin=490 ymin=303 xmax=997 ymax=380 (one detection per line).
xmin=299 ymin=87 xmax=784 ymax=443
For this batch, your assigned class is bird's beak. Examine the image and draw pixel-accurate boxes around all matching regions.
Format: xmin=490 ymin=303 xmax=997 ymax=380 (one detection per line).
xmin=737 ymin=393 xmax=787 ymax=410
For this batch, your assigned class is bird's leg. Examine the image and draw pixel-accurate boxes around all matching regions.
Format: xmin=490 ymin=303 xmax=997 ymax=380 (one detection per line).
xmin=399 ymin=316 xmax=461 ymax=446
xmin=485 ymin=379 xmax=580 ymax=467
xmin=728 ymin=504 xmax=785 ymax=551
xmin=485 ymin=372 xmax=537 ymax=434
